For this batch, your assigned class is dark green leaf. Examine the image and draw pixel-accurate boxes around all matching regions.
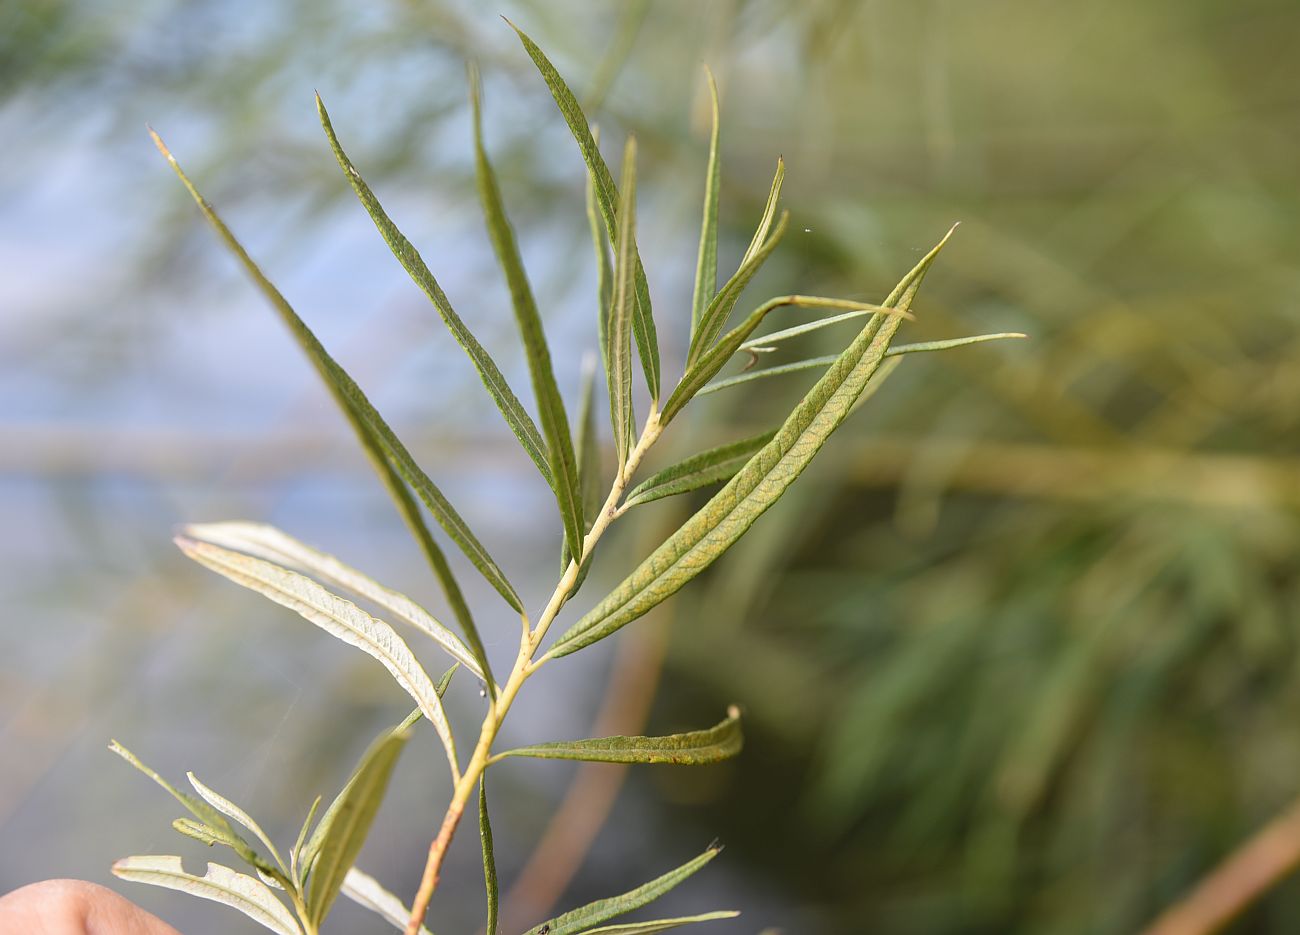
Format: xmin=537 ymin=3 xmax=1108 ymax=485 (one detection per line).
xmin=609 ymin=137 xmax=639 ymax=468
xmin=479 ymin=777 xmax=498 ymax=935
xmin=690 ymin=67 xmax=721 ymax=336
xmin=305 ymin=718 xmax=414 ymax=925
xmin=523 ymin=847 xmax=722 ymax=935
xmin=508 ymin=20 xmax=661 ymax=401
xmin=494 ymin=707 xmax=741 ymax=765
xmin=150 ymin=130 xmax=521 ymax=621
xmin=549 ymin=227 xmax=956 ymax=658
xmin=469 ymin=67 xmax=585 ymax=562
xmin=623 ymin=435 xmax=775 ymax=510
xmin=563 ymin=358 xmax=604 ymax=596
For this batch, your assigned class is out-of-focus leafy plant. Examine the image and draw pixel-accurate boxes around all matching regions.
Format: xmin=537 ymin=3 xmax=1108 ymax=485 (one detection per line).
xmin=106 ymin=22 xmax=1018 ymax=935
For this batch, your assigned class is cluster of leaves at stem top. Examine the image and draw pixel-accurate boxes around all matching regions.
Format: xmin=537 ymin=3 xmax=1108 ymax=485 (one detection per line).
xmin=113 ymin=18 xmax=1021 ymax=935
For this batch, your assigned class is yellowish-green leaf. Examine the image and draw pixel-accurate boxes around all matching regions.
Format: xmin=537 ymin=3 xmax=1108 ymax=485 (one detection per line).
xmin=737 ymin=306 xmax=890 ymax=353
xmin=340 ymin=867 xmax=435 ymax=935
xmin=479 ymin=776 xmax=499 ymax=935
xmin=112 ymin=856 xmax=301 ymax=935
xmin=523 ymin=847 xmax=721 ymax=935
xmin=493 ymin=707 xmax=741 ymax=766
xmin=690 ymin=67 xmax=722 ymax=336
xmin=609 ymin=137 xmax=639 ymax=469
xmin=150 ymin=129 xmax=520 ymax=621
xmin=187 ymin=772 xmax=285 ymax=875
xmin=172 ymin=818 xmax=226 ymax=848
xmin=508 ymin=20 xmax=661 ymax=401
xmin=550 ymin=227 xmax=956 ymax=658
xmin=290 ymin=795 xmax=322 ymax=885
xmin=623 ymin=435 xmax=775 ymax=510
xmin=183 ymin=522 xmax=487 ymax=685
xmin=175 ymin=537 xmax=457 ymax=776
xmin=470 ymin=66 xmax=585 ymax=562
xmin=576 ymin=912 xmax=740 ymax=934
xmin=305 ymin=720 xmax=412 ymax=926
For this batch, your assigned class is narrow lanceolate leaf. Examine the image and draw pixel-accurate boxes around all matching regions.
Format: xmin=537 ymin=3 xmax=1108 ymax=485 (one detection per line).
xmin=551 ymin=227 xmax=956 ymax=658
xmin=470 ymin=68 xmax=585 ymax=562
xmin=690 ymin=67 xmax=722 ymax=336
xmin=686 ymin=159 xmax=786 ymax=367
xmin=150 ymin=130 xmax=521 ymax=616
xmin=575 ymin=912 xmax=740 ymax=934
xmin=304 ymin=720 xmax=413 ymax=926
xmin=737 ymin=306 xmax=889 ymax=352
xmin=623 ymin=435 xmax=775 ymax=510
xmin=173 ymin=818 xmax=228 ymax=848
xmin=702 ymin=332 xmax=1028 ymax=396
xmin=508 ymin=20 xmax=661 ymax=401
xmin=184 ymin=522 xmax=486 ymax=684
xmin=523 ymin=847 xmax=722 ymax=935
xmin=187 ymin=773 xmax=285 ymax=874
xmin=494 ymin=706 xmax=742 ymax=766
xmin=563 ymin=359 xmax=603 ymax=594
xmin=175 ymin=537 xmax=457 ymax=775
xmin=587 ymin=133 xmax=615 ymax=379
xmin=479 ymin=776 xmax=499 ymax=935
xmin=316 ymin=95 xmax=551 ymax=491
xmin=609 ymin=138 xmax=639 ymax=469
xmin=112 ymin=857 xmax=301 ymax=935
xmin=340 ymin=867 xmax=434 ymax=935
xmin=291 ymin=795 xmax=322 ymax=884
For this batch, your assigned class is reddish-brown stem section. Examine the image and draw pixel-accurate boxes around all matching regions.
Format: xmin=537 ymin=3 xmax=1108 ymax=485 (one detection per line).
xmin=1140 ymin=795 xmax=1300 ymax=935
xmin=403 ymin=800 xmax=467 ymax=935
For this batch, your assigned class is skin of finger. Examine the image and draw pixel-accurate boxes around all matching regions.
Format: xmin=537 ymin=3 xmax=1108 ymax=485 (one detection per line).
xmin=0 ymin=880 xmax=182 ymax=935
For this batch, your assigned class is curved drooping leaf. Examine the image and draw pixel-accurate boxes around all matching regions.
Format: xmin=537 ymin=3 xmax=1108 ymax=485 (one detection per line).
xmin=609 ymin=138 xmax=639 ymax=469
xmin=479 ymin=776 xmax=499 ymax=935
xmin=623 ymin=434 xmax=775 ymax=510
xmin=187 ymin=772 xmax=285 ymax=874
xmin=493 ymin=707 xmax=741 ymax=765
xmin=340 ymin=867 xmax=435 ymax=935
xmin=150 ymin=130 xmax=520 ymax=622
xmin=470 ymin=67 xmax=585 ymax=562
xmin=183 ymin=522 xmax=486 ymax=684
xmin=304 ymin=719 xmax=413 ymax=925
xmin=686 ymin=159 xmax=785 ymax=366
xmin=175 ymin=537 xmax=457 ymax=774
xmin=508 ymin=20 xmax=661 ymax=401
xmin=690 ymin=67 xmax=722 ymax=336
xmin=523 ymin=847 xmax=721 ymax=935
xmin=575 ymin=912 xmax=740 ymax=934
xmin=316 ymin=94 xmax=551 ymax=492
xmin=550 ymin=227 xmax=956 ymax=658
xmin=112 ymin=856 xmax=301 ymax=935
xmin=704 ymin=332 xmax=1029 ymax=396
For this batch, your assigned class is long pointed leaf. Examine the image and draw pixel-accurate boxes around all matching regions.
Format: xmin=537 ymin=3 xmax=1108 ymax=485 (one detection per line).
xmin=150 ymin=130 xmax=521 ymax=616
xmin=524 ymin=847 xmax=722 ymax=935
xmin=470 ymin=67 xmax=585 ymax=561
xmin=340 ymin=867 xmax=435 ymax=935
xmin=494 ymin=707 xmax=741 ymax=765
xmin=508 ymin=20 xmax=661 ymax=401
xmin=479 ymin=776 xmax=499 ymax=935
xmin=563 ymin=358 xmax=603 ymax=595
xmin=609 ymin=137 xmax=639 ymax=468
xmin=305 ymin=719 xmax=413 ymax=925
xmin=690 ymin=67 xmax=722 ymax=336
xmin=187 ymin=773 xmax=286 ymax=874
xmin=183 ymin=522 xmax=486 ymax=684
xmin=587 ymin=131 xmax=615 ymax=382
xmin=291 ymin=795 xmax=322 ymax=884
xmin=112 ymin=856 xmax=301 ymax=935
xmin=703 ymin=332 xmax=1027 ymax=396
xmin=316 ymin=95 xmax=552 ymax=490
xmin=550 ymin=227 xmax=956 ymax=658
xmin=576 ymin=913 xmax=740 ymax=934
xmin=738 ymin=306 xmax=888 ymax=352
xmin=175 ymin=537 xmax=457 ymax=775
xmin=686 ymin=159 xmax=785 ymax=366
xmin=623 ymin=435 xmax=775 ymax=510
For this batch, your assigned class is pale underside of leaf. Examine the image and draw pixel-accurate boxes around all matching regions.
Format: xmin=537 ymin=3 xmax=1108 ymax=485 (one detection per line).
xmin=622 ymin=434 xmax=775 ymax=509
xmin=149 ymin=129 xmax=520 ymax=623
xmin=183 ymin=521 xmax=486 ymax=684
xmin=175 ymin=538 xmax=457 ymax=775
xmin=187 ymin=772 xmax=285 ymax=874
xmin=690 ymin=66 xmax=721 ymax=337
xmin=575 ymin=912 xmax=740 ymax=934
xmin=508 ymin=19 xmax=661 ymax=401
xmin=112 ymin=856 xmax=301 ymax=935
xmin=523 ymin=847 xmax=721 ymax=935
xmin=551 ymin=227 xmax=956 ymax=658
xmin=470 ymin=66 xmax=585 ymax=562
xmin=341 ymin=867 xmax=435 ymax=935
xmin=494 ymin=707 xmax=742 ymax=765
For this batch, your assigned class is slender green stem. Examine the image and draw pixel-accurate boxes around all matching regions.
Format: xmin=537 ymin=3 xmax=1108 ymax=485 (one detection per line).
xmin=403 ymin=406 xmax=663 ymax=935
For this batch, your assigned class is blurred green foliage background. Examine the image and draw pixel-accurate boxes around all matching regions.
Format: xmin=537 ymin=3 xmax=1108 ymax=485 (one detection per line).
xmin=3 ymin=1 xmax=1300 ymax=933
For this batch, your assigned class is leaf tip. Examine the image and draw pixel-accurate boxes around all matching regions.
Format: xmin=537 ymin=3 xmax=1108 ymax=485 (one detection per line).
xmin=147 ymin=127 xmax=173 ymax=163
